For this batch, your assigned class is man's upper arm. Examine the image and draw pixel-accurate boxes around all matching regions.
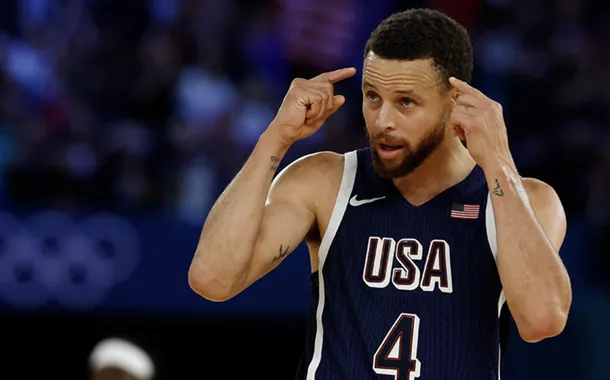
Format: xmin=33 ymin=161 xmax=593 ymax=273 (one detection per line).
xmin=241 ymin=151 xmax=342 ymax=289
xmin=523 ymin=178 xmax=567 ymax=251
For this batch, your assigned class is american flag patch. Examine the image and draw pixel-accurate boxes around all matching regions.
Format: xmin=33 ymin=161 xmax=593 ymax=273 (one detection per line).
xmin=450 ymin=203 xmax=480 ymax=219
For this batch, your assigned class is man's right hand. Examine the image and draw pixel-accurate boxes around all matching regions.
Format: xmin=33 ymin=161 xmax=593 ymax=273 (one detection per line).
xmin=267 ymin=67 xmax=357 ymax=147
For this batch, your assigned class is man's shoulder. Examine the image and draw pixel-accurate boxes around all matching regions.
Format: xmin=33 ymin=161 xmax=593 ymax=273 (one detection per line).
xmin=282 ymin=150 xmax=347 ymax=179
xmin=271 ymin=150 xmax=354 ymax=205
xmin=294 ymin=150 xmax=346 ymax=166
xmin=521 ymin=177 xmax=555 ymax=195
xmin=520 ymin=177 xmax=564 ymax=216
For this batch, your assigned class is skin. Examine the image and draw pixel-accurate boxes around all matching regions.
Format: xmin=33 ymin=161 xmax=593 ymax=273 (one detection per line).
xmin=188 ymin=51 xmax=571 ymax=343
xmin=91 ymin=367 xmax=140 ymax=380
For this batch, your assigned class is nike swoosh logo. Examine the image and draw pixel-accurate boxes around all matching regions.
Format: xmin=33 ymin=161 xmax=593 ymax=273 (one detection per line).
xmin=349 ymin=195 xmax=386 ymax=207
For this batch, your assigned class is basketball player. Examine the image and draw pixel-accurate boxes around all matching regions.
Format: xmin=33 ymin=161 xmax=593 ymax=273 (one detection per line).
xmin=188 ymin=9 xmax=572 ymax=379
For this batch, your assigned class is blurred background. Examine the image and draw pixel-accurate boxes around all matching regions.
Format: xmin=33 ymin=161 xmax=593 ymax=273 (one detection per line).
xmin=0 ymin=0 xmax=608 ymax=378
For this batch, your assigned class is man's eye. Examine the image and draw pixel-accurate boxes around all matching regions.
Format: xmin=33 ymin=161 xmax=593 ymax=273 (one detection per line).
xmin=401 ymin=98 xmax=413 ymax=106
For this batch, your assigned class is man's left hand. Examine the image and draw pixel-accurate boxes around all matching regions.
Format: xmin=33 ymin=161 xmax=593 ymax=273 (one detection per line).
xmin=448 ymin=77 xmax=515 ymax=172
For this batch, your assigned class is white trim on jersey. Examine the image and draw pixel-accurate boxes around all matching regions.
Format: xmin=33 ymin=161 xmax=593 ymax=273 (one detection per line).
xmin=306 ymin=150 xmax=358 ymax=380
xmin=485 ymin=192 xmax=506 ymax=380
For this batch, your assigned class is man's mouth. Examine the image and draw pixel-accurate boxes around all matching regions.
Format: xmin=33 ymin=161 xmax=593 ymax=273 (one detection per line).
xmin=378 ymin=143 xmax=404 ymax=152
xmin=376 ymin=143 xmax=405 ymax=160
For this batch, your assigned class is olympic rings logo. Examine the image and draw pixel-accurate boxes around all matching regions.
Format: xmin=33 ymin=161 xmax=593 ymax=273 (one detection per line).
xmin=0 ymin=211 xmax=141 ymax=310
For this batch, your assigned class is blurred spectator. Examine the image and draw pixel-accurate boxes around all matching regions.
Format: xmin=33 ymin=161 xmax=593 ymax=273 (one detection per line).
xmin=278 ymin=0 xmax=361 ymax=77
xmin=89 ymin=337 xmax=155 ymax=380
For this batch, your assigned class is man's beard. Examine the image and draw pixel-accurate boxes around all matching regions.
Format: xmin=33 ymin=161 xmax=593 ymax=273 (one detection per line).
xmin=369 ymin=117 xmax=447 ymax=179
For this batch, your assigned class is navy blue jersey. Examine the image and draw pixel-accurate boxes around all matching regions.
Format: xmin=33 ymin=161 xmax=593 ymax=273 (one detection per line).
xmin=296 ymin=148 xmax=508 ymax=380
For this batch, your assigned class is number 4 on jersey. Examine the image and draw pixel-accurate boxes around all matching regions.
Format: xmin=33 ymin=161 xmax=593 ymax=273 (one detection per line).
xmin=373 ymin=313 xmax=422 ymax=380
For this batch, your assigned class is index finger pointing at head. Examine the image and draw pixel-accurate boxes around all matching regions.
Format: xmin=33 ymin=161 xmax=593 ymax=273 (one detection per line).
xmin=449 ymin=77 xmax=484 ymax=97
xmin=315 ymin=67 xmax=357 ymax=84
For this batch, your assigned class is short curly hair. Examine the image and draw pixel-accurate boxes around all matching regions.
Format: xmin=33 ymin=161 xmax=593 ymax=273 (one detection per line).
xmin=364 ymin=9 xmax=473 ymax=91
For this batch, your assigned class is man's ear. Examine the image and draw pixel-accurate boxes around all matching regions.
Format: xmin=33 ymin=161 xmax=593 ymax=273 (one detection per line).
xmin=450 ymin=84 xmax=461 ymax=102
xmin=445 ymin=84 xmax=460 ymax=110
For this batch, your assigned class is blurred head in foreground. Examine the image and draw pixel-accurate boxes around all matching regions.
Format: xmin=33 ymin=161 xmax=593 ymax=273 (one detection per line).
xmin=89 ymin=338 xmax=155 ymax=380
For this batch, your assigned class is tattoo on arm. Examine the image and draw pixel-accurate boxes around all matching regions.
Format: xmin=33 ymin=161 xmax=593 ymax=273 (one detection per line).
xmin=272 ymin=244 xmax=290 ymax=263
xmin=492 ymin=178 xmax=504 ymax=196
xmin=270 ymin=156 xmax=279 ymax=172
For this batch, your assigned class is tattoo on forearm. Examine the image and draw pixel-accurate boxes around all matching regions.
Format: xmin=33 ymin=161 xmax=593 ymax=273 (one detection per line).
xmin=492 ymin=178 xmax=504 ymax=196
xmin=270 ymin=156 xmax=279 ymax=171
xmin=272 ymin=244 xmax=290 ymax=263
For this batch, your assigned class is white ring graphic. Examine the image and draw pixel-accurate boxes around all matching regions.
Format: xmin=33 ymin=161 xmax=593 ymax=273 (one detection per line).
xmin=0 ymin=211 xmax=141 ymax=310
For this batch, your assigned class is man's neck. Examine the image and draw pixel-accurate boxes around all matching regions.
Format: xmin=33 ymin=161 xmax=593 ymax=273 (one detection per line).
xmin=392 ymin=138 xmax=476 ymax=206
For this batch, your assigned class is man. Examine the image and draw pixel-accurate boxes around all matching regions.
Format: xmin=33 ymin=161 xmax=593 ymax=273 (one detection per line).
xmin=188 ymin=8 xmax=572 ymax=379
xmin=89 ymin=337 xmax=155 ymax=380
